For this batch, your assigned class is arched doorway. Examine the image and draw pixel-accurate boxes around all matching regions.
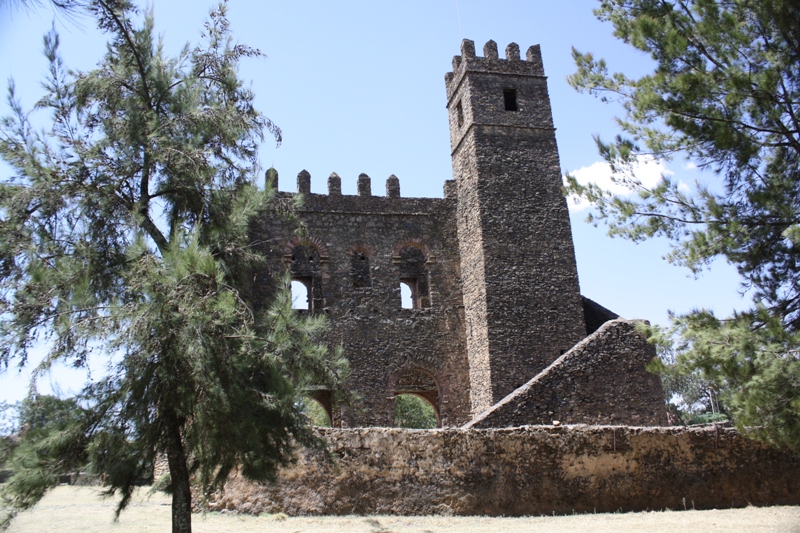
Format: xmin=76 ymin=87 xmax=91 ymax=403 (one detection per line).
xmin=302 ymin=389 xmax=333 ymax=427
xmin=392 ymin=367 xmax=441 ymax=428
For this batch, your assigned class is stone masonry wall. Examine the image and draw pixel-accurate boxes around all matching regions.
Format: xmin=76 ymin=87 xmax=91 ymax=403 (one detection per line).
xmin=446 ymin=40 xmax=587 ymax=411
xmin=244 ymin=39 xmax=668 ymax=429
xmin=466 ymin=319 xmax=668 ymax=428
xmin=251 ymin=173 xmax=471 ymax=427
xmin=205 ymin=425 xmax=800 ymax=516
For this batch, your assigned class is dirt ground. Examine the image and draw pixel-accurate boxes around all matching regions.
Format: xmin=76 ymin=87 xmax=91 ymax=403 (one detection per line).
xmin=6 ymin=486 xmax=800 ymax=533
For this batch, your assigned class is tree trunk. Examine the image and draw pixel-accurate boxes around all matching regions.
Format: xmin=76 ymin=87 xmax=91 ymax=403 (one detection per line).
xmin=165 ymin=417 xmax=192 ymax=533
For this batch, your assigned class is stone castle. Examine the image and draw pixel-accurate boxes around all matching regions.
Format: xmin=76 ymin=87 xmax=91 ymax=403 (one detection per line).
xmin=253 ymin=39 xmax=668 ymax=428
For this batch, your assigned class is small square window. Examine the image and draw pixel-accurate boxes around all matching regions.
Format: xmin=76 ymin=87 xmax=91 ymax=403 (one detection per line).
xmin=503 ymin=89 xmax=518 ymax=111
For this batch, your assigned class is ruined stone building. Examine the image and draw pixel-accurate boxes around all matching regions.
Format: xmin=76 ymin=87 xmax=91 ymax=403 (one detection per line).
xmin=253 ymin=39 xmax=668 ymax=429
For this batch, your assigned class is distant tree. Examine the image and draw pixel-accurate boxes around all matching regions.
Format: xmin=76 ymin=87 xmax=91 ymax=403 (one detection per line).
xmin=0 ymin=1 xmax=348 ymax=532
xmin=394 ymin=395 xmax=437 ymax=429
xmin=649 ymin=341 xmax=729 ymax=425
xmin=0 ymin=402 xmax=19 ymax=480
xmin=566 ymin=0 xmax=800 ymax=449
xmin=0 ymin=403 xmax=16 ymax=438
xmin=1 ymin=396 xmax=88 ymax=503
xmin=16 ymin=395 xmax=83 ymax=433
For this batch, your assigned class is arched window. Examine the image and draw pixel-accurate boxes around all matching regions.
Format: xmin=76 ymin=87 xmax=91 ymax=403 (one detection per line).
xmin=301 ymin=396 xmax=332 ymax=427
xmin=397 ymin=246 xmax=429 ymax=308
xmin=289 ymin=244 xmax=324 ymax=311
xmin=291 ymin=279 xmax=310 ymax=310
xmin=400 ymin=281 xmax=414 ymax=309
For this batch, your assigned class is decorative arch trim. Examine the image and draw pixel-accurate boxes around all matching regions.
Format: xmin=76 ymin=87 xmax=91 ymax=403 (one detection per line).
xmin=387 ymin=362 xmax=449 ymax=428
xmin=387 ymin=361 xmax=445 ymax=395
xmin=282 ymin=235 xmax=330 ymax=264
xmin=392 ymin=238 xmax=434 ymax=264
xmin=346 ymin=241 xmax=378 ymax=258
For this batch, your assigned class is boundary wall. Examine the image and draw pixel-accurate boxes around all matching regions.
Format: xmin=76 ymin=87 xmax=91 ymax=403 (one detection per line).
xmin=203 ymin=424 xmax=800 ymax=516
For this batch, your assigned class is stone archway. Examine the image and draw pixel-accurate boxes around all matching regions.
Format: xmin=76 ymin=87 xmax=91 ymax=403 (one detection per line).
xmin=306 ymin=388 xmax=333 ymax=427
xmin=391 ymin=367 xmax=441 ymax=427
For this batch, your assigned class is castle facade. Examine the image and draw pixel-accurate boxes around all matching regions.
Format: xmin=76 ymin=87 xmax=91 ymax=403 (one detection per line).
xmin=253 ymin=40 xmax=668 ymax=428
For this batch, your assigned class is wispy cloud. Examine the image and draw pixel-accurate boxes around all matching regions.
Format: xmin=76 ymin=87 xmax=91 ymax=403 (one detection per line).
xmin=566 ymin=156 xmax=672 ymax=212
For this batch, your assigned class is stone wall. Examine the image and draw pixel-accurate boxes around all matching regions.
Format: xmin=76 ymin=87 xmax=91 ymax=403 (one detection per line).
xmin=204 ymin=425 xmax=800 ymax=516
xmin=446 ymin=40 xmax=586 ymax=411
xmin=466 ymin=319 xmax=668 ymax=428
xmin=251 ymin=176 xmax=471 ymax=427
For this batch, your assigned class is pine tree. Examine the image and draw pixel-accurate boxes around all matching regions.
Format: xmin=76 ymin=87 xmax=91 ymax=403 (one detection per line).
xmin=566 ymin=0 xmax=800 ymax=449
xmin=0 ymin=1 xmax=348 ymax=531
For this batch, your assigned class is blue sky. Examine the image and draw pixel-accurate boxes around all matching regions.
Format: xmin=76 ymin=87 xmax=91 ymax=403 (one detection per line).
xmin=0 ymin=0 xmax=746 ymax=403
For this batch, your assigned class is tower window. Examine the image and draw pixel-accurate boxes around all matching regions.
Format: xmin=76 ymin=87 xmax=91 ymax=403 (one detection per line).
xmin=455 ymin=101 xmax=464 ymax=127
xmin=291 ymin=278 xmax=311 ymax=310
xmin=503 ymin=89 xmax=518 ymax=111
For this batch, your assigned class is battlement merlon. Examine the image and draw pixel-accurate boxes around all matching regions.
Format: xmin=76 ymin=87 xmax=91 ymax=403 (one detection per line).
xmin=445 ymin=39 xmax=545 ymax=104
xmin=263 ymin=168 xmax=456 ymax=205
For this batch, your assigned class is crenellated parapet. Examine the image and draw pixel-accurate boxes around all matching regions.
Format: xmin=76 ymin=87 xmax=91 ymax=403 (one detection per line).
xmin=445 ymin=38 xmax=544 ymax=103
xmin=385 ymin=174 xmax=400 ymax=198
xmin=297 ymin=169 xmax=311 ymax=195
xmin=445 ymin=39 xmax=553 ymax=160
xmin=357 ymin=173 xmax=371 ymax=197
xmin=262 ymin=168 xmax=453 ymax=203
xmin=328 ymin=172 xmax=342 ymax=196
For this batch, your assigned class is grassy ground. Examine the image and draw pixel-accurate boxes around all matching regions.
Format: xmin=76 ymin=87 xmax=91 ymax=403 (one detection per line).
xmin=5 ymin=486 xmax=800 ymax=533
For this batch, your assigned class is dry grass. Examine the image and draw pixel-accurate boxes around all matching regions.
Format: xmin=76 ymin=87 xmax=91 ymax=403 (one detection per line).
xmin=6 ymin=486 xmax=800 ymax=533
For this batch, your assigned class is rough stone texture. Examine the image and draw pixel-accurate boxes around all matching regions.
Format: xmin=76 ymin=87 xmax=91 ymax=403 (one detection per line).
xmin=466 ymin=320 xmax=668 ymax=428
xmin=446 ymin=40 xmax=587 ymax=412
xmin=252 ymin=189 xmax=471 ymax=427
xmin=204 ymin=425 xmax=800 ymax=516
xmin=248 ymin=39 xmax=666 ymax=429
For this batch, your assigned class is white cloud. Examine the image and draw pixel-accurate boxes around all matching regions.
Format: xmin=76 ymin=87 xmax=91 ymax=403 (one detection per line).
xmin=685 ymin=161 xmax=698 ymax=170
xmin=566 ymin=155 xmax=672 ymax=212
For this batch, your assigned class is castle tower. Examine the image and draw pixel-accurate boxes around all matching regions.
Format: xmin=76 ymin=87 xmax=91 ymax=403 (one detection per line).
xmin=446 ymin=39 xmax=586 ymax=415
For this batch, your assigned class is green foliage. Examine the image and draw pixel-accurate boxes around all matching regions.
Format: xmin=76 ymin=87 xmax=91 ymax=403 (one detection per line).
xmin=0 ymin=403 xmax=16 ymax=438
xmin=393 ymin=394 xmax=437 ymax=429
xmin=646 ymin=327 xmax=728 ymax=425
xmin=644 ymin=312 xmax=799 ymax=437
xmin=0 ymin=402 xmax=20 ymax=484
xmin=682 ymin=412 xmax=729 ymax=425
xmin=16 ymin=396 xmax=83 ymax=433
xmin=0 ymin=1 xmax=348 ymax=531
xmin=0 ymin=396 xmax=88 ymax=527
xmin=300 ymin=398 xmax=331 ymax=427
xmin=567 ymin=0 xmax=800 ymax=449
